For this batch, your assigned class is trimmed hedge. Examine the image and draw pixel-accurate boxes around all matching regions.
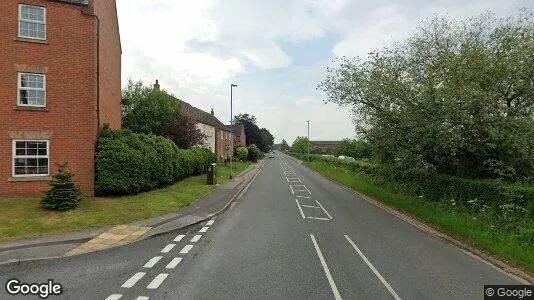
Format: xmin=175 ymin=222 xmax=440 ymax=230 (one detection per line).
xmin=288 ymin=152 xmax=534 ymax=218
xmin=96 ymin=128 xmax=216 ymax=195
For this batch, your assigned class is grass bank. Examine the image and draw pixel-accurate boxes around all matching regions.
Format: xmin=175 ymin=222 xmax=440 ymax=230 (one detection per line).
xmin=305 ymin=161 xmax=534 ymax=274
xmin=0 ymin=162 xmax=250 ymax=242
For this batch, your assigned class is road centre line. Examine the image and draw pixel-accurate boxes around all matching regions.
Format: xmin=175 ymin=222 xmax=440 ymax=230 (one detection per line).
xmin=316 ymin=200 xmax=333 ymax=220
xmin=289 ymin=185 xmax=295 ymax=194
xmin=206 ymin=220 xmax=214 ymax=226
xmin=301 ymin=204 xmax=320 ymax=208
xmin=105 ymin=294 xmax=122 ymax=300
xmin=310 ymin=235 xmax=342 ymax=300
xmin=295 ymin=199 xmax=306 ymax=219
xmin=143 ymin=256 xmax=163 ymax=268
xmin=308 ymin=217 xmax=330 ymax=221
xmin=191 ymin=235 xmax=202 ymax=242
xmin=166 ymin=257 xmax=183 ymax=269
xmin=345 ymin=235 xmax=402 ymax=300
xmin=147 ymin=273 xmax=169 ymax=289
xmin=199 ymin=226 xmax=209 ymax=233
xmin=160 ymin=244 xmax=175 ymax=253
xmin=296 ymin=195 xmax=311 ymax=198
xmin=121 ymin=272 xmax=145 ymax=288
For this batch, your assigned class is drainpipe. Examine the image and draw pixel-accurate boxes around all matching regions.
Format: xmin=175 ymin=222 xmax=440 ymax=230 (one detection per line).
xmin=82 ymin=9 xmax=100 ymax=133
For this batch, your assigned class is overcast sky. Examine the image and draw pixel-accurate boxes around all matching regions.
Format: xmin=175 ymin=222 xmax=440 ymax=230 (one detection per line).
xmin=115 ymin=0 xmax=533 ymax=143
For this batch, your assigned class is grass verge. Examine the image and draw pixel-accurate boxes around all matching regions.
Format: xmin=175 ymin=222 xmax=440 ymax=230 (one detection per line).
xmin=305 ymin=161 xmax=534 ymax=274
xmin=0 ymin=162 xmax=250 ymax=242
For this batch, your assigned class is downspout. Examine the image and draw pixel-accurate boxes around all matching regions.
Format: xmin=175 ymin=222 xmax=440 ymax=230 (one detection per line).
xmin=82 ymin=9 xmax=100 ymax=133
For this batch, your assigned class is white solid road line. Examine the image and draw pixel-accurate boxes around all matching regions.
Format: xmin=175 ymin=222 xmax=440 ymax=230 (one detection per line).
xmin=296 ymin=195 xmax=311 ymax=198
xmin=191 ymin=235 xmax=202 ymax=242
xmin=316 ymin=200 xmax=333 ymax=220
xmin=308 ymin=217 xmax=330 ymax=221
xmin=105 ymin=294 xmax=122 ymax=300
xmin=180 ymin=244 xmax=194 ymax=254
xmin=121 ymin=272 xmax=146 ymax=288
xmin=295 ymin=199 xmax=306 ymax=219
xmin=161 ymin=244 xmax=176 ymax=253
xmin=143 ymin=256 xmax=163 ymax=268
xmin=173 ymin=234 xmax=185 ymax=242
xmin=147 ymin=273 xmax=169 ymax=289
xmin=289 ymin=185 xmax=295 ymax=194
xmin=301 ymin=204 xmax=320 ymax=208
xmin=199 ymin=226 xmax=209 ymax=233
xmin=135 ymin=297 xmax=150 ymax=300
xmin=310 ymin=235 xmax=342 ymax=300
xmin=345 ymin=235 xmax=402 ymax=300
xmin=166 ymin=257 xmax=183 ymax=269
xmin=206 ymin=220 xmax=214 ymax=226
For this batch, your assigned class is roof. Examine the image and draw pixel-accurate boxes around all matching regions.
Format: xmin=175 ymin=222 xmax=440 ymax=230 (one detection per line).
xmin=310 ymin=141 xmax=342 ymax=145
xmin=48 ymin=0 xmax=89 ymax=5
xmin=176 ymin=99 xmax=230 ymax=131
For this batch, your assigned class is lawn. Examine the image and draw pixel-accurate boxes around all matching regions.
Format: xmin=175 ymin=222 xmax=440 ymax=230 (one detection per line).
xmin=0 ymin=162 xmax=250 ymax=242
xmin=305 ymin=161 xmax=534 ymax=274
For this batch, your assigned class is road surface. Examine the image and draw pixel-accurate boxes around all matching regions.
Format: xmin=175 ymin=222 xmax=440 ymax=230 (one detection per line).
xmin=0 ymin=153 xmax=523 ymax=299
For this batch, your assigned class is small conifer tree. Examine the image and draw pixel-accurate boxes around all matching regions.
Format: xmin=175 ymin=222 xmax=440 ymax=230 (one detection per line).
xmin=41 ymin=163 xmax=82 ymax=211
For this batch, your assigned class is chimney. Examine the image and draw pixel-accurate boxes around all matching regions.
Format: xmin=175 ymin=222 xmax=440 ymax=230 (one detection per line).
xmin=153 ymin=79 xmax=160 ymax=91
xmin=210 ymin=108 xmax=214 ymax=116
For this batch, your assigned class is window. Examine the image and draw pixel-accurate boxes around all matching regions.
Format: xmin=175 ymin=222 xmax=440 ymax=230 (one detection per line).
xmin=18 ymin=73 xmax=46 ymax=107
xmin=19 ymin=5 xmax=46 ymax=40
xmin=12 ymin=140 xmax=49 ymax=177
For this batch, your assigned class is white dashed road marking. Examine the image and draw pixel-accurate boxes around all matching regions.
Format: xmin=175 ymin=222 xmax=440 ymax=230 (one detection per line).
xmin=173 ymin=234 xmax=185 ymax=242
xmin=316 ymin=200 xmax=333 ymax=220
xmin=147 ymin=273 xmax=169 ymax=289
xmin=143 ymin=256 xmax=163 ymax=268
xmin=166 ymin=257 xmax=183 ymax=269
xmin=310 ymin=235 xmax=341 ymax=300
xmin=308 ymin=217 xmax=330 ymax=221
xmin=135 ymin=297 xmax=150 ymax=300
xmin=295 ymin=199 xmax=306 ymax=219
xmin=105 ymin=294 xmax=122 ymax=300
xmin=191 ymin=235 xmax=202 ymax=243
xmin=345 ymin=235 xmax=402 ymax=300
xmin=199 ymin=226 xmax=209 ymax=233
xmin=206 ymin=220 xmax=214 ymax=226
xmin=301 ymin=204 xmax=320 ymax=208
xmin=121 ymin=272 xmax=146 ymax=288
xmin=180 ymin=244 xmax=194 ymax=254
xmin=161 ymin=244 xmax=175 ymax=253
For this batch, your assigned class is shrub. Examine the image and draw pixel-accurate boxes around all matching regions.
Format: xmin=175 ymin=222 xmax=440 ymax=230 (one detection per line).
xmin=41 ymin=163 xmax=83 ymax=211
xmin=248 ymin=144 xmax=263 ymax=162
xmin=235 ymin=146 xmax=248 ymax=161
xmin=95 ymin=128 xmax=216 ymax=195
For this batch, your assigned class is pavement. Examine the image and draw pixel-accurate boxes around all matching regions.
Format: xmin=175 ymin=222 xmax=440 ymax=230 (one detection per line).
xmin=0 ymin=161 xmax=263 ymax=264
xmin=0 ymin=152 xmax=531 ymax=300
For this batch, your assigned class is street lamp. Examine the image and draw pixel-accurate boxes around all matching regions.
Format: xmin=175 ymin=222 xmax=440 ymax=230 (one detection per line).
xmin=306 ymin=120 xmax=310 ymax=161
xmin=230 ymin=84 xmax=237 ymax=179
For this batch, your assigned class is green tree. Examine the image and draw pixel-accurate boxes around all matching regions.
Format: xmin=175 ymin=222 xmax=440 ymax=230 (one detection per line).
xmin=318 ymin=10 xmax=534 ymax=180
xmin=292 ymin=136 xmax=309 ymax=154
xmin=41 ymin=163 xmax=83 ymax=211
xmin=235 ymin=146 xmax=249 ymax=161
xmin=259 ymin=128 xmax=274 ymax=152
xmin=234 ymin=114 xmax=274 ymax=152
xmin=122 ymin=79 xmax=182 ymax=135
xmin=280 ymin=139 xmax=290 ymax=151
xmin=334 ymin=139 xmax=372 ymax=159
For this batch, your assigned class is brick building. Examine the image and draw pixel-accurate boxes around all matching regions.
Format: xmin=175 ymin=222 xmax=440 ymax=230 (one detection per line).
xmin=310 ymin=141 xmax=341 ymax=153
xmin=0 ymin=0 xmax=122 ymax=197
xmin=228 ymin=124 xmax=246 ymax=148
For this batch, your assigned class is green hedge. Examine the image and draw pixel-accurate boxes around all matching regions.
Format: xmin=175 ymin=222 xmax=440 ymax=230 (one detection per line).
xmin=287 ymin=152 xmax=534 ymax=219
xmin=96 ymin=129 xmax=216 ymax=195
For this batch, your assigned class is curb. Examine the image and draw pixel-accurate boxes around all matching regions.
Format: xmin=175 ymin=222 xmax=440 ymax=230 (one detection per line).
xmin=281 ymin=153 xmax=534 ymax=284
xmin=0 ymin=161 xmax=266 ymax=264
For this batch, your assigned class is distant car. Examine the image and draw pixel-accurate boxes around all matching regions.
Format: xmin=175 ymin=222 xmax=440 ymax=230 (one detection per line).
xmin=268 ymin=154 xmax=275 ymax=158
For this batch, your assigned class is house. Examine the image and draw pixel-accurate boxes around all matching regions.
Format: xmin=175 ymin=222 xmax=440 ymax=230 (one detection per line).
xmin=227 ymin=124 xmax=246 ymax=148
xmin=216 ymin=123 xmax=233 ymax=162
xmin=310 ymin=141 xmax=341 ymax=153
xmin=0 ymin=0 xmax=122 ymax=197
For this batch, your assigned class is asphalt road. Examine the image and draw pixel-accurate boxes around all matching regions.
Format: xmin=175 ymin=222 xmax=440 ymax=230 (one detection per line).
xmin=0 ymin=153 xmax=524 ymax=300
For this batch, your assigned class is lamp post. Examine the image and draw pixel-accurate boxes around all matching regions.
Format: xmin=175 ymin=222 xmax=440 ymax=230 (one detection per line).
xmin=306 ymin=120 xmax=310 ymax=161
xmin=230 ymin=84 xmax=237 ymax=179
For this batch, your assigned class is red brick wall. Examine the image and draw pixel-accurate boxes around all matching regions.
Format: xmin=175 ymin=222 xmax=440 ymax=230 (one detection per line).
xmin=0 ymin=0 xmax=98 ymax=197
xmin=93 ymin=0 xmax=121 ymax=129
xmin=215 ymin=128 xmax=232 ymax=162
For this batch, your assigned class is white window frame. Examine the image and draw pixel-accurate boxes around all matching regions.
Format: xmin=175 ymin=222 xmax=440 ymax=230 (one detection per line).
xmin=12 ymin=140 xmax=50 ymax=178
xmin=18 ymin=73 xmax=46 ymax=107
xmin=19 ymin=4 xmax=47 ymax=40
